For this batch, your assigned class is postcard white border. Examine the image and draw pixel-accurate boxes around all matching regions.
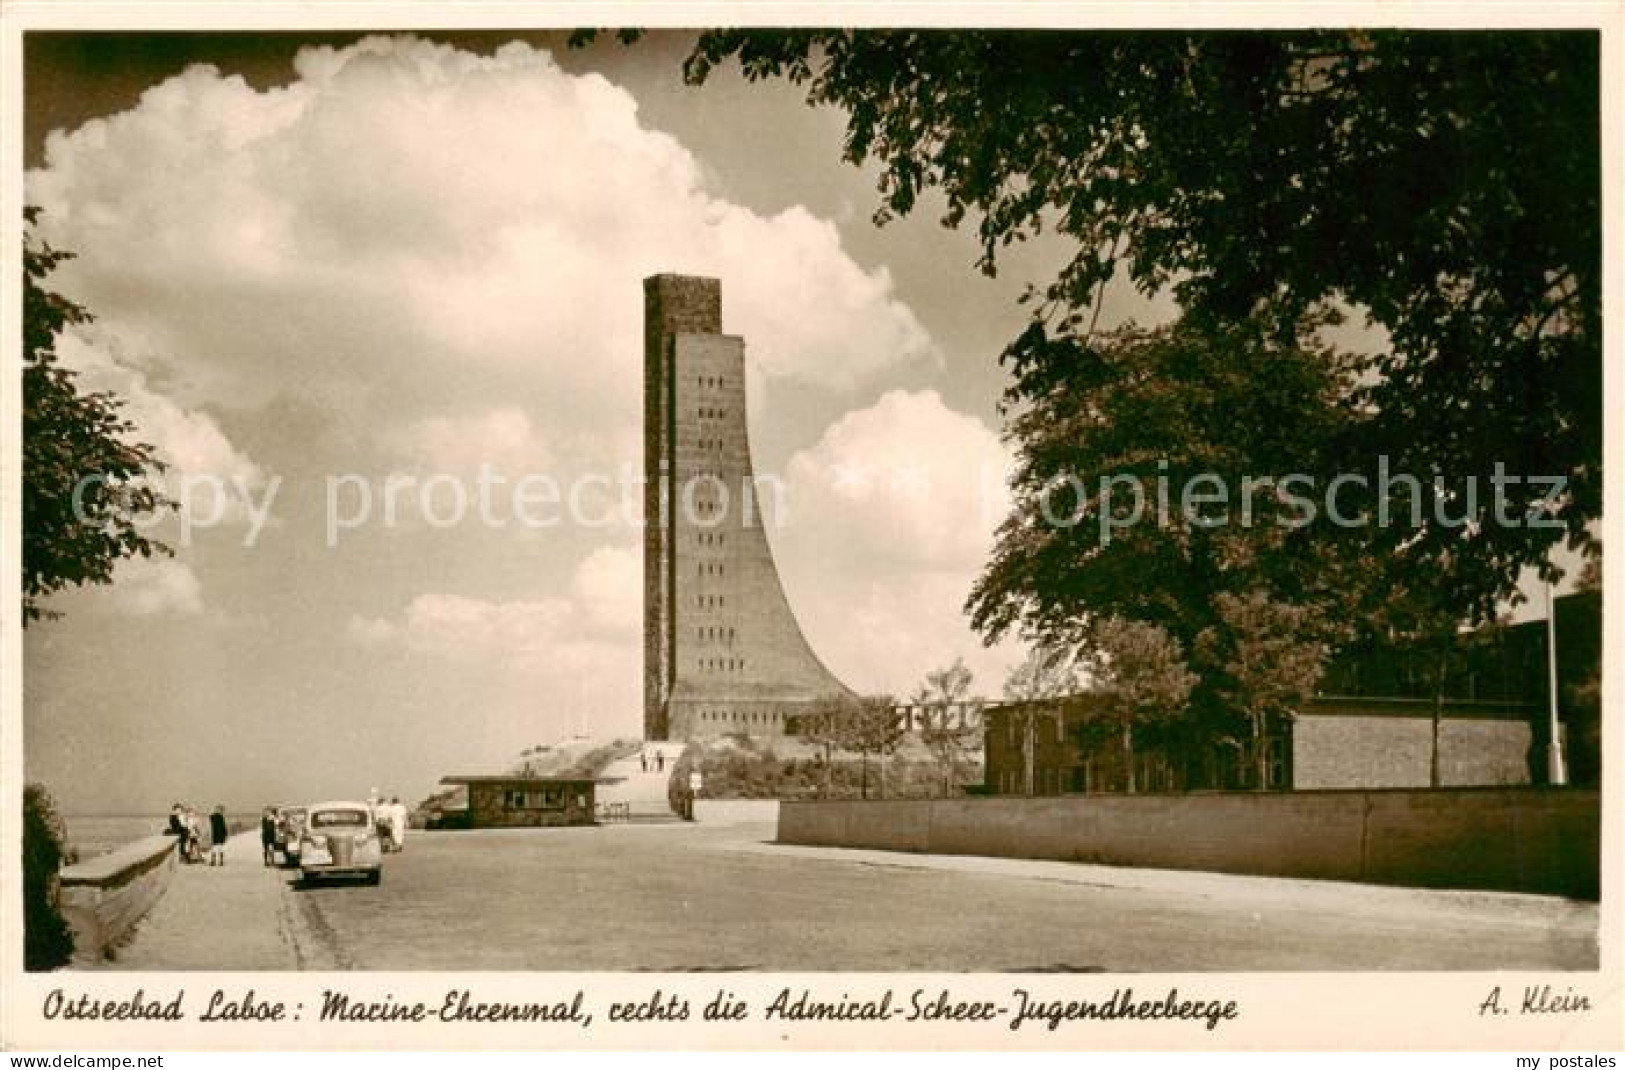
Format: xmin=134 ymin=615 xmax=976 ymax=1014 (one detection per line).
xmin=1 ymin=0 xmax=1619 ymax=1052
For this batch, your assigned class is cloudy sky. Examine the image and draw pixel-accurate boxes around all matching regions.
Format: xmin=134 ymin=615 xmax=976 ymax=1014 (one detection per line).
xmin=26 ymin=30 xmax=1158 ymax=815
xmin=21 ymin=29 xmax=1587 ymax=817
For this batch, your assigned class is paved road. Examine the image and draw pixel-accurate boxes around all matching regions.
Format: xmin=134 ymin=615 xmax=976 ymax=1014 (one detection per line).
xmin=105 ymin=820 xmax=1598 ymax=971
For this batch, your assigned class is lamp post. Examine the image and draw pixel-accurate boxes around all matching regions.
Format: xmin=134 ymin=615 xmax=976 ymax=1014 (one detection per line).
xmin=1545 ymin=579 xmax=1568 ymax=786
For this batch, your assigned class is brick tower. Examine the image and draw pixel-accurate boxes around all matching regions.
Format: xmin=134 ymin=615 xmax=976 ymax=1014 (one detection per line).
xmin=643 ymin=274 xmax=853 ymax=741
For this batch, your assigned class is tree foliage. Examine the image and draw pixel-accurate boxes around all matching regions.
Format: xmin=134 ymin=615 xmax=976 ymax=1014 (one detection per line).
xmin=911 ymin=657 xmax=982 ymax=797
xmin=23 ymin=782 xmax=75 ymax=970
xmin=1082 ymin=617 xmax=1197 ymax=792
xmin=23 ymin=208 xmax=169 ymax=623
xmin=684 ymin=30 xmax=1600 ymax=615
xmin=966 ymin=312 xmax=1360 ymax=652
xmin=796 ymin=695 xmax=847 ymax=798
xmin=1194 ymin=590 xmax=1329 ymax=789
xmin=834 ymin=694 xmax=905 ymax=799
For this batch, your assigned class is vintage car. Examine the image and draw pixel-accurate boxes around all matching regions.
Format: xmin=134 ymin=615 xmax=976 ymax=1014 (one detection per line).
xmin=298 ymin=801 xmax=382 ymax=885
xmin=274 ymin=805 xmax=307 ymax=866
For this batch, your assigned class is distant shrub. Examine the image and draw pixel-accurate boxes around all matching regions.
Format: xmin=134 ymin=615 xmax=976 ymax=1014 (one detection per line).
xmin=23 ymin=782 xmax=74 ymax=970
xmin=668 ymin=740 xmax=980 ymax=800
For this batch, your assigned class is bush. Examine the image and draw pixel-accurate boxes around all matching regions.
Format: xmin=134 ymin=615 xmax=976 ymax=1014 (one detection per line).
xmin=664 ymin=739 xmax=984 ymax=801
xmin=23 ymin=782 xmax=74 ymax=970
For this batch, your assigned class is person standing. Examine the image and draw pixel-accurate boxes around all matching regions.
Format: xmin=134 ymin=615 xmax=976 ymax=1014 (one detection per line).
xmin=209 ymin=805 xmax=229 ymax=866
xmin=167 ymin=804 xmax=187 ymax=858
xmin=259 ymin=808 xmax=278 ymax=866
xmin=388 ymin=796 xmax=408 ymax=852
xmin=184 ymin=807 xmax=203 ymax=863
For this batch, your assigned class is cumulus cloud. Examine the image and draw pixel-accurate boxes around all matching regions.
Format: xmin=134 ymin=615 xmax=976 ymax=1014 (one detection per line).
xmin=26 ymin=35 xmax=1000 ymax=790
xmin=781 ymin=389 xmax=1012 ymax=571
xmin=384 ymin=407 xmax=553 ymax=477
xmin=346 ymin=590 xmax=639 ymax=738
xmin=568 ymin=544 xmax=641 ymax=636
xmin=53 ymin=330 xmax=265 ymax=498
xmin=348 ymin=542 xmax=640 ymax=692
xmin=29 ymin=35 xmax=939 ymax=481
xmin=346 ymin=389 xmax=1022 ymax=704
xmin=108 ymin=556 xmax=204 ymax=617
xmin=773 ymin=389 xmax=1024 ymax=695
xmin=360 ymin=592 xmax=576 ymax=659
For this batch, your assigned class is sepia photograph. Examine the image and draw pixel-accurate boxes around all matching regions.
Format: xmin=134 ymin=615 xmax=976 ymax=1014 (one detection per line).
xmin=2 ymin=2 xmax=1618 ymax=1054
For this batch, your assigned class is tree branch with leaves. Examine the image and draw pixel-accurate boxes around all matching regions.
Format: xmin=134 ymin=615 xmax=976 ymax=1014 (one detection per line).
xmin=23 ymin=207 xmax=170 ymax=624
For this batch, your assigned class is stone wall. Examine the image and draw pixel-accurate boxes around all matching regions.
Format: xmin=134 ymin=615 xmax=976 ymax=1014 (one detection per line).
xmin=778 ymin=788 xmax=1599 ymax=898
xmin=58 ymin=834 xmax=179 ymax=964
xmin=693 ymin=799 xmax=781 ymax=825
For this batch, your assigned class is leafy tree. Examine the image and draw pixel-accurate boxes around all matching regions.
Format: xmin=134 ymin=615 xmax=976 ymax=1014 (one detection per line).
xmin=1195 ymin=590 xmax=1329 ymax=790
xmin=23 ymin=207 xmax=169 ymax=623
xmin=965 ymin=312 xmax=1360 ymax=656
xmin=1001 ymin=643 xmax=1081 ymax=796
xmin=911 ymin=657 xmax=982 ymax=797
xmin=1356 ymin=559 xmax=1478 ymax=787
xmin=797 ymin=695 xmax=849 ymax=798
xmin=1081 ymin=617 xmax=1197 ymax=793
xmin=682 ymin=30 xmax=1600 ymax=618
xmin=1575 ymin=552 xmax=1601 ymax=594
xmin=835 ymin=694 xmax=905 ymax=800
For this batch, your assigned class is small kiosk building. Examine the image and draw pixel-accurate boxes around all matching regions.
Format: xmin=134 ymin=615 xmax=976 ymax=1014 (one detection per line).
xmin=437 ymin=776 xmax=600 ymax=828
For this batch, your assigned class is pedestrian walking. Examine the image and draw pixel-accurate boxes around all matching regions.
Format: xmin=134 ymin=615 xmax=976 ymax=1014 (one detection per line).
xmin=640 ymin=752 xmax=648 ymax=773
xmin=656 ymin=751 xmax=665 ymax=773
xmin=209 ymin=805 xmax=229 ymax=866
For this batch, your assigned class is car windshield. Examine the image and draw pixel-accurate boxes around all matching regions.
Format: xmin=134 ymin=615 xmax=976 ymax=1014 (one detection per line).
xmin=310 ymin=808 xmax=369 ymax=828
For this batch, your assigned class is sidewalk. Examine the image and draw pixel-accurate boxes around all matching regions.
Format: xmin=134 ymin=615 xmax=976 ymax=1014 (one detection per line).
xmin=95 ymin=832 xmax=302 ymax=970
xmin=730 ymin=836 xmax=1600 ymax=931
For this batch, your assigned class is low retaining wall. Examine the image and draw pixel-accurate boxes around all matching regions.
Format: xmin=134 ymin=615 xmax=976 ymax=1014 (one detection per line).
xmin=778 ymin=788 xmax=1599 ymax=899
xmin=694 ymin=799 xmax=780 ymax=825
xmin=58 ymin=834 xmax=179 ymax=964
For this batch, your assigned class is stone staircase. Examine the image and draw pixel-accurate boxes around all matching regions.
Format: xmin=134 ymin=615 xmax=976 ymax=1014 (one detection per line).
xmin=595 ymin=742 xmax=689 ymax=823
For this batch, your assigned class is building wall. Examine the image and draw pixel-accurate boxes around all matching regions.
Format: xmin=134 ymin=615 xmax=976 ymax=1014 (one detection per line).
xmin=1293 ymin=712 xmax=1532 ymax=789
xmin=645 ymin=274 xmax=853 ymax=742
xmin=644 ymin=275 xmax=723 ymax=741
xmin=983 ymin=705 xmax=1077 ymax=795
xmin=983 ymin=699 xmax=1533 ymax=794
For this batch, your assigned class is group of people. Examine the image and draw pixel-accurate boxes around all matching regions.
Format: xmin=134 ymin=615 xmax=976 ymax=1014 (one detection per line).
xmin=370 ymin=792 xmax=409 ymax=853
xmin=167 ymin=803 xmax=230 ymax=866
xmin=258 ymin=807 xmax=288 ymax=866
xmin=177 ymin=794 xmax=412 ymax=868
xmin=639 ymin=750 xmax=666 ymax=773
